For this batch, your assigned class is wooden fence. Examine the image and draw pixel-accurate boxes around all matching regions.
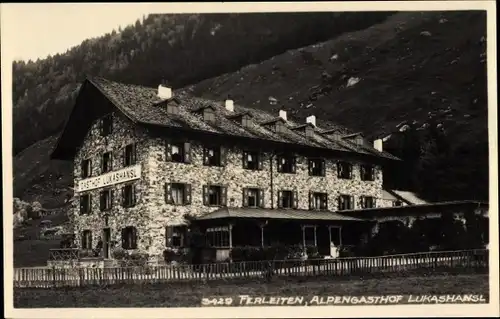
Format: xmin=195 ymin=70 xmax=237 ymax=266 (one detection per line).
xmin=14 ymin=249 xmax=488 ymax=288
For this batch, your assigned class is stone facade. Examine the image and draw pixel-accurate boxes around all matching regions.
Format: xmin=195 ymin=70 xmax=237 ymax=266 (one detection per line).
xmin=72 ymin=112 xmax=388 ymax=259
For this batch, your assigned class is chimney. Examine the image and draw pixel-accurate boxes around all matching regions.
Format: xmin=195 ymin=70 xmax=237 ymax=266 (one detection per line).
xmin=306 ymin=115 xmax=316 ymax=127
xmin=158 ymin=84 xmax=172 ymax=100
xmin=374 ymin=139 xmax=383 ymax=152
xmin=225 ymin=95 xmax=234 ymax=112
xmin=279 ymin=109 xmax=287 ymax=121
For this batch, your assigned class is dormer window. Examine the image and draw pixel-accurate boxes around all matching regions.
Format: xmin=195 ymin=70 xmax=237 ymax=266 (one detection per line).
xmin=305 ymin=126 xmax=314 ymax=138
xmin=275 ymin=121 xmax=286 ymax=133
xmin=166 ymin=103 xmax=179 ymax=115
xmin=204 ymin=108 xmax=216 ymax=123
xmin=241 ymin=114 xmax=251 ymax=128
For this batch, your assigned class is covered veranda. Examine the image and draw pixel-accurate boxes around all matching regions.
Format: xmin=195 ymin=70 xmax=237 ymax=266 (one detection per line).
xmin=193 ymin=207 xmax=367 ymax=262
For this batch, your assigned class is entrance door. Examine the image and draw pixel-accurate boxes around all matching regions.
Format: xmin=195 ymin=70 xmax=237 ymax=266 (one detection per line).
xmin=103 ymin=228 xmax=111 ymax=259
xmin=316 ymin=226 xmax=331 ymax=256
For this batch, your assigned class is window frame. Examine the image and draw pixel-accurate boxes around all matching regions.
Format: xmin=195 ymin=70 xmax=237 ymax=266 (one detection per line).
xmin=79 ymin=194 xmax=92 ymax=215
xmin=122 ymin=184 xmax=136 ymax=208
xmin=100 ymin=114 xmax=113 ymax=137
xmin=101 ymin=151 xmax=113 ymax=173
xmin=308 ymin=158 xmax=326 ymax=177
xmin=338 ymin=194 xmax=354 ymax=211
xmin=165 ymin=183 xmax=192 ymax=206
xmin=360 ymin=164 xmax=376 ymax=181
xmin=81 ymin=230 xmax=93 ymax=250
xmin=337 ymin=161 xmax=353 ymax=179
xmin=121 ymin=226 xmax=138 ymax=250
xmin=124 ymin=143 xmax=137 ymax=167
xmin=243 ymin=151 xmax=261 ymax=170
xmin=100 ymin=189 xmax=113 ymax=211
xmin=81 ymin=159 xmax=92 ymax=178
xmin=204 ymin=146 xmax=223 ymax=167
xmin=277 ymin=154 xmax=296 ymax=174
xmin=310 ymin=192 xmax=328 ymax=210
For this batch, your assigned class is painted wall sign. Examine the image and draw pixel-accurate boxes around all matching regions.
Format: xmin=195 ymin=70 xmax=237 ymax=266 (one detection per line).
xmin=76 ymin=164 xmax=141 ymax=192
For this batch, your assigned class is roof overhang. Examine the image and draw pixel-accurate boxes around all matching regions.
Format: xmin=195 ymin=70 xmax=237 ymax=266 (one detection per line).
xmin=195 ymin=207 xmax=365 ymax=222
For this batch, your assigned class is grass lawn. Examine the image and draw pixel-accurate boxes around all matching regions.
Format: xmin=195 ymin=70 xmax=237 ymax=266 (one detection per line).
xmin=14 ymin=272 xmax=489 ymax=308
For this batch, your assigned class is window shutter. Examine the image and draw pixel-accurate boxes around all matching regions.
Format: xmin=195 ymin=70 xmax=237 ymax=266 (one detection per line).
xmin=291 ymin=156 xmax=297 ymax=173
xmin=337 ymin=196 xmax=342 ymax=210
xmin=349 ymin=164 xmax=353 ymax=179
xmin=88 ymin=159 xmax=92 ymax=177
xmin=277 ymin=191 xmax=283 ymax=208
xmin=79 ymin=197 xmax=85 ymax=214
xmin=100 ymin=156 xmax=104 ymax=174
xmin=121 ymin=187 xmax=126 ymax=207
xmin=165 ymin=183 xmax=173 ymax=204
xmin=121 ymin=229 xmax=126 ymax=249
xmin=109 ymin=154 xmax=113 ymax=171
xmin=88 ymin=194 xmax=92 ymax=214
xmin=308 ymin=159 xmax=313 ymax=175
xmin=336 ymin=162 xmax=341 ymax=178
xmin=276 ymin=156 xmax=282 ymax=173
xmin=258 ymin=189 xmax=265 ymax=207
xmin=100 ymin=192 xmax=105 ymax=211
xmin=133 ymin=143 xmax=137 ymax=164
xmin=309 ymin=192 xmax=314 ymax=210
xmin=110 ymin=190 xmax=114 ymax=209
xmin=320 ymin=160 xmax=326 ymax=176
xmin=132 ymin=185 xmax=137 ymax=206
xmin=221 ymin=147 xmax=227 ymax=166
xmin=132 ymin=227 xmax=138 ymax=249
xmin=203 ymin=185 xmax=209 ymax=205
xmin=165 ymin=141 xmax=172 ymax=161
xmin=242 ymin=151 xmax=248 ymax=169
xmin=323 ymin=193 xmax=328 ymax=209
xmin=98 ymin=119 xmax=103 ymax=136
xmin=80 ymin=162 xmax=85 ymax=178
xmin=373 ymin=198 xmax=377 ymax=208
xmin=350 ymin=196 xmax=354 ymax=209
xmin=203 ymin=148 xmax=209 ymax=165
xmin=184 ymin=184 xmax=192 ymax=204
xmin=122 ymin=147 xmax=126 ymax=167
xmin=371 ymin=167 xmax=376 ymax=180
xmin=359 ymin=196 xmax=365 ymax=209
xmin=257 ymin=153 xmax=264 ymax=170
xmin=184 ymin=142 xmax=191 ymax=163
xmin=221 ymin=186 xmax=228 ymax=206
xmin=165 ymin=226 xmax=173 ymax=247
xmin=242 ymin=188 xmax=249 ymax=207
xmin=293 ymin=191 xmax=299 ymax=209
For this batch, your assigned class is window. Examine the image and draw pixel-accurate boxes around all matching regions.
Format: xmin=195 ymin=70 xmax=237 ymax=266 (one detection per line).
xmin=165 ymin=226 xmax=185 ymax=247
xmin=305 ymin=126 xmax=314 ymax=138
xmin=361 ymin=196 xmax=376 ymax=209
xmin=122 ymin=184 xmax=136 ymax=207
xmin=206 ymin=226 xmax=230 ymax=247
xmin=101 ymin=152 xmax=113 ymax=173
xmin=393 ymin=200 xmax=403 ymax=207
xmin=81 ymin=230 xmax=92 ymax=250
xmin=275 ymin=121 xmax=286 ymax=133
xmin=309 ymin=192 xmax=328 ymax=210
xmin=81 ymin=159 xmax=92 ymax=178
xmin=100 ymin=189 xmax=113 ymax=211
xmin=166 ymin=141 xmax=191 ymax=163
xmin=337 ymin=161 xmax=353 ymax=179
xmin=124 ymin=144 xmax=137 ymax=166
xmin=79 ymin=194 xmax=92 ymax=215
xmin=204 ymin=108 xmax=216 ymax=123
xmin=360 ymin=165 xmax=375 ymax=181
xmin=277 ymin=154 xmax=296 ymax=173
xmin=243 ymin=188 xmax=264 ymax=208
xmin=100 ymin=114 xmax=113 ymax=136
xmin=338 ymin=195 xmax=354 ymax=211
xmin=121 ymin=226 xmax=138 ymax=250
xmin=166 ymin=103 xmax=179 ymax=115
xmin=243 ymin=151 xmax=261 ymax=170
xmin=203 ymin=146 xmax=223 ymax=166
xmin=278 ymin=190 xmax=297 ymax=209
xmin=203 ymin=185 xmax=227 ymax=206
xmin=241 ymin=115 xmax=251 ymax=128
xmin=165 ymin=183 xmax=192 ymax=205
xmin=308 ymin=158 xmax=325 ymax=176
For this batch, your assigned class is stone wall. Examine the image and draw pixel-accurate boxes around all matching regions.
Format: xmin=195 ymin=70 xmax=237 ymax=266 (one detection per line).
xmin=144 ymin=138 xmax=385 ymax=255
xmin=71 ymin=111 xmax=154 ymax=255
xmin=72 ymin=112 xmax=388 ymax=258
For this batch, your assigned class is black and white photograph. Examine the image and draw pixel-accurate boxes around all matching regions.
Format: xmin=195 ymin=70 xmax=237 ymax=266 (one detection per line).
xmin=2 ymin=2 xmax=498 ymax=318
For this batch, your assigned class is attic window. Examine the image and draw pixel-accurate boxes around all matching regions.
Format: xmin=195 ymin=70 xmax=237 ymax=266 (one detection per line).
xmin=355 ymin=136 xmax=364 ymax=145
xmin=100 ymin=114 xmax=113 ymax=136
xmin=166 ymin=103 xmax=179 ymax=115
xmin=275 ymin=121 xmax=286 ymax=133
xmin=241 ymin=115 xmax=251 ymax=128
xmin=204 ymin=108 xmax=216 ymax=123
xmin=304 ymin=126 xmax=314 ymax=138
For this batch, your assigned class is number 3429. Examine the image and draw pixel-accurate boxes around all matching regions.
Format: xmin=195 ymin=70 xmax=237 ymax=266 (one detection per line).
xmin=201 ymin=297 xmax=234 ymax=306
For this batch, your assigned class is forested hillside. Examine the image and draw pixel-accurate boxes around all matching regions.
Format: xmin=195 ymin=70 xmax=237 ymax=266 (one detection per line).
xmin=12 ymin=11 xmax=489 ymax=207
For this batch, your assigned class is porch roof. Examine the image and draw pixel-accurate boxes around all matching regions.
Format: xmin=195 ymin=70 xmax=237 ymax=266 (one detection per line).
xmin=195 ymin=207 xmax=364 ymax=221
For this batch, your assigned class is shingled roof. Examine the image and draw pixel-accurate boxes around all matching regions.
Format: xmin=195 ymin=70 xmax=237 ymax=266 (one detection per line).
xmin=53 ymin=77 xmax=400 ymax=161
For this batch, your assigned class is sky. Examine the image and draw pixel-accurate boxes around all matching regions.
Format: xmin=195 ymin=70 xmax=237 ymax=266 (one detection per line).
xmin=2 ymin=3 xmax=165 ymax=61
